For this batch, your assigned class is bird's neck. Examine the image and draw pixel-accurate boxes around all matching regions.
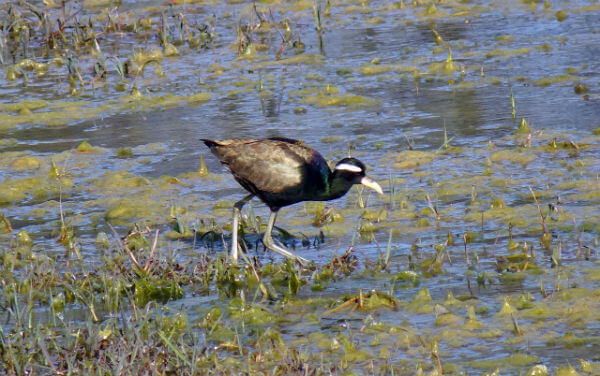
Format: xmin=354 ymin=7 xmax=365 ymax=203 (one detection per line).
xmin=323 ymin=172 xmax=353 ymax=200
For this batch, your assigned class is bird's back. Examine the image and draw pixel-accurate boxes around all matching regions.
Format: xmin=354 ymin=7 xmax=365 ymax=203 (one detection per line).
xmin=202 ymin=138 xmax=331 ymax=209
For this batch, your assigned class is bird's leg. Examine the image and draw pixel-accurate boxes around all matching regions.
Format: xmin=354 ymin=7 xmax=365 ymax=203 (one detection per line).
xmin=231 ymin=194 xmax=254 ymax=263
xmin=262 ymin=210 xmax=310 ymax=265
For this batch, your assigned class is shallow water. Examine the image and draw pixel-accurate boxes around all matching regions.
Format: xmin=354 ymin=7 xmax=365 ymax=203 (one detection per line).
xmin=1 ymin=0 xmax=600 ymax=374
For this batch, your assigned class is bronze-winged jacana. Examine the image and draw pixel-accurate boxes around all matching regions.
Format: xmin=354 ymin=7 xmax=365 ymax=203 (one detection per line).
xmin=202 ymin=137 xmax=383 ymax=264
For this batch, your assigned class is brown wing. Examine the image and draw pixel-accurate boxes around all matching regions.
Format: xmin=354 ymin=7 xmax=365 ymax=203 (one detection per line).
xmin=203 ymin=138 xmax=323 ymax=195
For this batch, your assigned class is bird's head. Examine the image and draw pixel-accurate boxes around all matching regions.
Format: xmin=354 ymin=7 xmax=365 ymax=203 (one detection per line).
xmin=334 ymin=158 xmax=383 ymax=195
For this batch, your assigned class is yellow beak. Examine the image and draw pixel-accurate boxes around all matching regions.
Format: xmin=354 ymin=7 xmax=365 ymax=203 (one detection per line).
xmin=360 ymin=176 xmax=384 ymax=195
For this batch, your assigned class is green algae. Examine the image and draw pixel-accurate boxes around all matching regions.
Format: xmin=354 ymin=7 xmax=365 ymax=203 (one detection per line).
xmin=93 ymin=171 xmax=151 ymax=190
xmin=116 ymin=147 xmax=134 ymax=158
xmin=485 ymin=47 xmax=531 ymax=59
xmin=555 ymin=365 xmax=579 ymax=376
xmin=391 ymin=270 xmax=420 ymax=288
xmin=546 ymin=332 xmax=597 ymax=349
xmin=428 ymin=48 xmax=458 ymax=76
xmin=16 ymin=230 xmax=33 ymax=247
xmin=361 ymin=291 xmax=398 ymax=311
xmin=569 ymin=190 xmax=600 ymax=201
xmin=366 ymin=16 xmax=385 ymax=25
xmin=3 ymin=154 xmax=44 ymax=170
xmin=532 ymin=74 xmax=577 ymax=87
xmin=435 ymin=312 xmax=462 ymax=327
xmin=0 ymin=99 xmax=49 ymax=113
xmin=320 ymin=136 xmax=343 ymax=143
xmin=323 ymin=290 xmax=398 ymax=314
xmin=496 ymin=297 xmax=517 ymax=317
xmin=574 ymin=83 xmax=589 ymax=94
xmin=462 ymin=306 xmax=485 ymax=330
xmin=359 ymin=63 xmax=417 ymax=76
xmin=308 ymin=331 xmax=337 ymax=350
xmin=555 ymin=10 xmax=568 ymax=21
xmin=404 ymin=287 xmax=433 ymax=313
xmin=360 ymin=64 xmax=395 ymax=76
xmin=187 ymin=92 xmax=212 ymax=104
xmin=253 ymin=53 xmax=324 ymax=69
xmin=358 ymin=220 xmax=379 ymax=236
xmin=0 ymin=105 xmax=105 ymax=128
xmin=495 ymin=35 xmax=514 ymax=43
xmin=103 ymin=196 xmax=167 ymax=225
xmin=518 ymin=117 xmax=531 ymax=133
xmin=0 ymin=174 xmax=73 ymax=206
xmin=580 ymin=360 xmax=600 ymax=374
xmin=434 ymin=180 xmax=479 ymax=201
xmin=490 ymin=149 xmax=536 ymax=166
xmin=0 ymin=91 xmax=211 ymax=130
xmin=76 ymin=140 xmax=103 ymax=153
xmin=470 ymin=353 xmax=540 ymax=369
xmin=227 ymin=301 xmax=278 ymax=325
xmin=293 ymin=106 xmax=308 ymax=114
xmin=392 ymin=150 xmax=436 ymax=169
xmin=554 ymin=287 xmax=595 ymax=302
xmin=301 ymin=91 xmax=380 ymax=108
xmin=526 ymin=365 xmax=548 ymax=376
xmin=0 ymin=2 xmax=600 ymax=375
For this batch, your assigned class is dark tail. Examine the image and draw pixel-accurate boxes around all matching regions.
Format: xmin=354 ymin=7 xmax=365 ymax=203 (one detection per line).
xmin=201 ymin=139 xmax=218 ymax=148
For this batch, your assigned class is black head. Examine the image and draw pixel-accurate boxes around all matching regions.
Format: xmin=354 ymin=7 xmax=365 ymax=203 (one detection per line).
xmin=334 ymin=157 xmax=366 ymax=182
xmin=333 ymin=157 xmax=383 ymax=194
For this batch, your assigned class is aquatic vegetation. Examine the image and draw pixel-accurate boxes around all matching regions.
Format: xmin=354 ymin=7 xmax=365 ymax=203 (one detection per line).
xmin=485 ymin=47 xmax=531 ymax=60
xmin=532 ymin=74 xmax=578 ymax=87
xmin=1 ymin=0 xmax=600 ymax=374
xmin=392 ymin=150 xmax=437 ymax=169
xmin=301 ymin=90 xmax=380 ymax=108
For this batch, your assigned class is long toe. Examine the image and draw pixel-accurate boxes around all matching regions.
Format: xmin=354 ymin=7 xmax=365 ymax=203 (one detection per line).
xmin=264 ymin=238 xmax=311 ymax=265
xmin=294 ymin=254 xmax=311 ymax=267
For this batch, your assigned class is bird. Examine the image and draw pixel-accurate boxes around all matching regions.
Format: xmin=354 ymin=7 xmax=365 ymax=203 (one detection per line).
xmin=202 ymin=137 xmax=383 ymax=264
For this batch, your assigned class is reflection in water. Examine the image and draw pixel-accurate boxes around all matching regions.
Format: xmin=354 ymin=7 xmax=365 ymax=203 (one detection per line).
xmin=414 ymin=86 xmax=488 ymax=138
xmin=259 ymin=74 xmax=284 ymax=118
xmin=1 ymin=3 xmax=599 ymax=162
xmin=414 ymin=20 xmax=470 ymax=43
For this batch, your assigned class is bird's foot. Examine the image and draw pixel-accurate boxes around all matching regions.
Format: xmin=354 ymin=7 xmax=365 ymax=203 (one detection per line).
xmin=263 ymin=238 xmax=313 ymax=268
xmin=294 ymin=255 xmax=315 ymax=269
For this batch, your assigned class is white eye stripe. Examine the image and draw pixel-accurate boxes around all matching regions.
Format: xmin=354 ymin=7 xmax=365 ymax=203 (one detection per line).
xmin=335 ymin=163 xmax=363 ymax=173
